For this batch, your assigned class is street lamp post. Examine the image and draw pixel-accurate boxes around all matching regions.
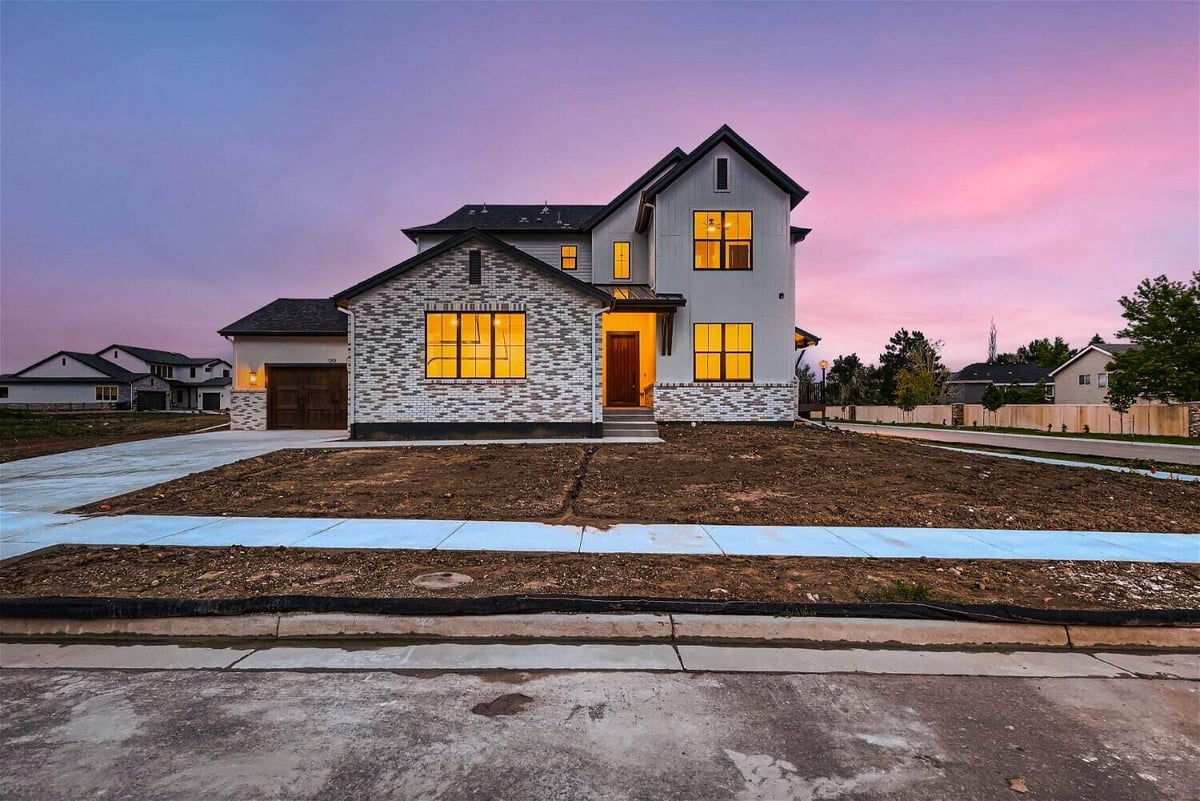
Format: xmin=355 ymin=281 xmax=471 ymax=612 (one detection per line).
xmin=819 ymin=359 xmax=828 ymax=405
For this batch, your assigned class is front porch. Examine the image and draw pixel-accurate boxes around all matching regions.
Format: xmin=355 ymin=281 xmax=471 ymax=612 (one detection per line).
xmin=597 ymin=285 xmax=684 ymax=411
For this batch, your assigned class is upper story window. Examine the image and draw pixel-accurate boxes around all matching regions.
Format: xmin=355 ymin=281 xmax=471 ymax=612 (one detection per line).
xmin=694 ymin=323 xmax=752 ymax=382
xmin=560 ymin=245 xmax=577 ymax=271
xmin=613 ymin=242 xmax=630 ymax=280
xmin=1097 ymin=372 xmax=1109 ymax=388
xmin=1078 ymin=373 xmax=1091 ymax=386
xmin=715 ymin=157 xmax=730 ymax=192
xmin=190 ymin=367 xmax=197 ymax=378
xmin=426 ymin=312 xmax=526 ymax=379
xmin=694 ymin=211 xmax=752 ymax=270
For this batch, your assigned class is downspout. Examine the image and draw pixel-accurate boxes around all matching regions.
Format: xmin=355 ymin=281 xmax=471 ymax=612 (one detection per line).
xmin=337 ymin=304 xmax=355 ymax=436
xmin=590 ymin=305 xmax=606 ymax=437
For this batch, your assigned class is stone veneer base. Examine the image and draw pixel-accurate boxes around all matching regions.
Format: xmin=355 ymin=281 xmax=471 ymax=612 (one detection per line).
xmin=230 ymin=390 xmax=267 ymax=431
xmin=653 ymin=382 xmax=797 ymax=423
xmin=351 ymin=421 xmax=602 ymax=440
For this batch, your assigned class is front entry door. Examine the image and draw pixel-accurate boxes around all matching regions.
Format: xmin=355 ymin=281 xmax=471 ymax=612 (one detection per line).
xmin=606 ymin=333 xmax=639 ymax=406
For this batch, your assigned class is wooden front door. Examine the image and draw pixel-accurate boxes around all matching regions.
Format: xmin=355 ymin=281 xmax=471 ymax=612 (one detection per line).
xmin=606 ymin=333 xmax=639 ymax=406
xmin=267 ymin=366 xmax=347 ymax=429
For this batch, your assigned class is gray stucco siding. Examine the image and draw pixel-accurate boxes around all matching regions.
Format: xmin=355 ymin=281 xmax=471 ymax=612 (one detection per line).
xmin=348 ymin=239 xmax=605 ymax=431
xmin=652 ymin=141 xmax=796 ymax=387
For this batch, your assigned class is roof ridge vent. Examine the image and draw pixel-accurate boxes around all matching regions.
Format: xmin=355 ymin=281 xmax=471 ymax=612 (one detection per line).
xmin=481 ymin=203 xmax=488 ymax=214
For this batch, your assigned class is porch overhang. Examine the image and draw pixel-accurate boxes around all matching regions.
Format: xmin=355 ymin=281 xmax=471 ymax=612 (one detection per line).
xmin=598 ymin=285 xmax=686 ymax=356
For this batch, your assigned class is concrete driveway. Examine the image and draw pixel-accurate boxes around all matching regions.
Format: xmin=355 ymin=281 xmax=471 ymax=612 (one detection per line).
xmin=0 ymin=430 xmax=344 ymax=513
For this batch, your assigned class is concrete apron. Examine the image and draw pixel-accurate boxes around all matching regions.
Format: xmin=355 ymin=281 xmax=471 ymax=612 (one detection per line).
xmin=3 ymin=613 xmax=1197 ymax=654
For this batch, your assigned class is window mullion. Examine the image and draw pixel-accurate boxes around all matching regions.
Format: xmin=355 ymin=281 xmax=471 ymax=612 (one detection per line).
xmin=455 ymin=313 xmax=463 ymax=378
xmin=720 ymin=324 xmax=727 ymax=381
xmin=489 ymin=314 xmax=496 ymax=376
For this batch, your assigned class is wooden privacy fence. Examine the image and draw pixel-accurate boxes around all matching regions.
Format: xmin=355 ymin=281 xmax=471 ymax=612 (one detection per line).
xmin=823 ymin=403 xmax=1196 ymax=438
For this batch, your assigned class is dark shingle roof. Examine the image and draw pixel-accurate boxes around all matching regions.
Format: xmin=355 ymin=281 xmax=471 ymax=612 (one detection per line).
xmin=218 ymin=298 xmax=348 ymax=337
xmin=3 ymin=351 xmax=147 ymax=381
xmin=101 ymin=345 xmax=222 ymax=367
xmin=951 ymin=362 xmax=1052 ymax=384
xmin=402 ymin=205 xmax=603 ymax=242
xmin=199 ymin=376 xmax=232 ymax=387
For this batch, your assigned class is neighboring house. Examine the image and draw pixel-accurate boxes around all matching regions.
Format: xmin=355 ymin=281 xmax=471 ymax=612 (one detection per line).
xmin=221 ymin=124 xmax=814 ymax=437
xmin=95 ymin=345 xmax=232 ymax=410
xmin=946 ymin=362 xmax=1053 ymax=404
xmin=1049 ymin=343 xmax=1137 ymax=405
xmin=0 ymin=351 xmax=170 ymax=409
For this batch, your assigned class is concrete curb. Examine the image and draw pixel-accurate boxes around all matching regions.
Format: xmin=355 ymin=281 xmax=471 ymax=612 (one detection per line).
xmin=2 ymin=613 xmax=1197 ymax=651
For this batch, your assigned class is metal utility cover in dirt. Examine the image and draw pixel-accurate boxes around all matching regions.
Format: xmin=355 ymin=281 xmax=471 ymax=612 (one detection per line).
xmin=411 ymin=572 xmax=474 ymax=589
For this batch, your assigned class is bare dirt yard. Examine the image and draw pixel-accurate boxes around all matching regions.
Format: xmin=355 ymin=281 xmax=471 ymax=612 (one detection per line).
xmin=0 ymin=411 xmax=229 ymax=463
xmin=2 ymin=545 xmax=1196 ymax=611
xmin=74 ymin=423 xmax=1200 ymax=533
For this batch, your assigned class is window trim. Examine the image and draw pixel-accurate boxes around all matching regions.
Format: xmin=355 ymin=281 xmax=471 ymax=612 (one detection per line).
xmin=613 ymin=241 xmax=631 ymax=281
xmin=693 ymin=210 xmax=753 ymax=271
xmin=1078 ymin=373 xmax=1091 ymax=386
xmin=693 ymin=322 xmax=753 ymax=382
xmin=560 ymin=245 xmax=577 ymax=271
xmin=715 ymin=157 xmax=730 ymax=192
xmin=0 ymin=387 xmax=8 ymax=399
xmin=1097 ymin=372 xmax=1109 ymax=389
xmin=95 ymin=385 xmax=118 ymax=402
xmin=424 ymin=311 xmax=526 ymax=380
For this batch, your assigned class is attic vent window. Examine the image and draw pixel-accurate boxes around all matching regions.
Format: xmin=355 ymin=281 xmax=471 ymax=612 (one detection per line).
xmin=468 ymin=250 xmax=482 ymax=285
xmin=715 ymin=157 xmax=730 ymax=192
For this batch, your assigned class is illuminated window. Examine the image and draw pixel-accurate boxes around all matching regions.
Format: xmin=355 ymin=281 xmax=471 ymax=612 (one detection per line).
xmin=613 ymin=241 xmax=630 ymax=280
xmin=560 ymin=245 xmax=577 ymax=270
xmin=95 ymin=386 xmax=118 ymax=402
xmin=694 ymin=323 xmax=752 ymax=381
xmin=426 ymin=312 xmax=525 ymax=379
xmin=611 ymin=287 xmax=632 ymax=300
xmin=694 ymin=211 xmax=752 ymax=270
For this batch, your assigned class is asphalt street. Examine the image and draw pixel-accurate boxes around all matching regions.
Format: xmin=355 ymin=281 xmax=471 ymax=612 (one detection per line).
xmin=2 ymin=665 xmax=1196 ymax=800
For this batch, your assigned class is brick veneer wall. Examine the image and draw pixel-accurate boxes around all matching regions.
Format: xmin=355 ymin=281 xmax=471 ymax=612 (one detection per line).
xmin=230 ymin=391 xmax=266 ymax=430
xmin=348 ymin=240 xmax=605 ymax=433
xmin=654 ymin=382 xmax=797 ymax=422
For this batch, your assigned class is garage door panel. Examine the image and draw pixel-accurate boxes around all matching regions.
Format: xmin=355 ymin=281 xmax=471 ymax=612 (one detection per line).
xmin=267 ymin=366 xmax=346 ymax=430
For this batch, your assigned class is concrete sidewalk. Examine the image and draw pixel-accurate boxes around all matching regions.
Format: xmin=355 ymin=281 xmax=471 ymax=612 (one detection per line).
xmin=2 ymin=511 xmax=1196 ymax=563
xmin=830 ymin=422 xmax=1200 ymax=465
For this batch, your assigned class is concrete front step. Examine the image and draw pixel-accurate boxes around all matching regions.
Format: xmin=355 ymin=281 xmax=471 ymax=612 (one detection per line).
xmin=603 ymin=407 xmax=659 ymax=439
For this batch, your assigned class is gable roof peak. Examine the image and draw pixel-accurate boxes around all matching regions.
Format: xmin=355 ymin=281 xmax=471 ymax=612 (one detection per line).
xmin=640 ymin=124 xmax=809 ymax=214
xmin=335 ymin=228 xmax=611 ymax=304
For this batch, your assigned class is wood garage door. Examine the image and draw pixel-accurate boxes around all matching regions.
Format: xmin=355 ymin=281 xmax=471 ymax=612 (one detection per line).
xmin=267 ymin=366 xmax=347 ymax=430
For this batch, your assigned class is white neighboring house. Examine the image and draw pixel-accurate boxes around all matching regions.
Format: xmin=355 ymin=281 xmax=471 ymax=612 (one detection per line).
xmin=96 ymin=345 xmax=232 ymax=411
xmin=0 ymin=347 xmax=231 ymax=411
xmin=221 ymin=124 xmax=819 ymax=437
xmin=0 ymin=351 xmax=170 ymax=409
xmin=1049 ymin=343 xmax=1137 ymax=405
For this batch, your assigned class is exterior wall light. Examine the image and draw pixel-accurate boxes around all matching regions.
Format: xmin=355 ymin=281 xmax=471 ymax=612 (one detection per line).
xmin=248 ymin=370 xmax=258 ymax=386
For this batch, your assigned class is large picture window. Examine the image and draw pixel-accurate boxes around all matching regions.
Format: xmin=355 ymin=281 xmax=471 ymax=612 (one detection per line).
xmin=95 ymin=386 xmax=118 ymax=402
xmin=560 ymin=245 xmax=577 ymax=271
xmin=694 ymin=211 xmax=752 ymax=270
xmin=613 ymin=241 xmax=630 ymax=280
xmin=426 ymin=312 xmax=526 ymax=379
xmin=694 ymin=323 xmax=752 ymax=381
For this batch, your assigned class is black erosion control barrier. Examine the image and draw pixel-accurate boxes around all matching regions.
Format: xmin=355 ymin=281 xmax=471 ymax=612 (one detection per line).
xmin=0 ymin=595 xmax=1196 ymax=627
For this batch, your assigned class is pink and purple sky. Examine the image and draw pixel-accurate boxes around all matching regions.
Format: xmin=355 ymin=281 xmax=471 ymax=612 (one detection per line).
xmin=2 ymin=1 xmax=1197 ymax=373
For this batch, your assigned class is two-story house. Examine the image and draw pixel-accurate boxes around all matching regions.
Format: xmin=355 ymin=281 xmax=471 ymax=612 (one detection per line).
xmin=1049 ymin=342 xmax=1137 ymax=405
xmin=96 ymin=346 xmax=232 ymax=411
xmin=221 ymin=125 xmax=814 ymax=437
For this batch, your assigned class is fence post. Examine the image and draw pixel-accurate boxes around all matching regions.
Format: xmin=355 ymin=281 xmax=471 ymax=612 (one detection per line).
xmin=951 ymin=404 xmax=964 ymax=427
